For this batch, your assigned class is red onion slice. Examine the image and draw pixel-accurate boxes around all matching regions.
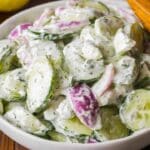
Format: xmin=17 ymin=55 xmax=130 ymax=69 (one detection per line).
xmin=68 ymin=84 xmax=99 ymax=129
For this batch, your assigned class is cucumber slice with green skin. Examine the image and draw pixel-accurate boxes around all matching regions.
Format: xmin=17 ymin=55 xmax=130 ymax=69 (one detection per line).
xmin=0 ymin=69 xmax=26 ymax=102
xmin=95 ymin=15 xmax=124 ymax=40
xmin=47 ymin=131 xmax=90 ymax=143
xmin=0 ymin=39 xmax=19 ymax=74
xmin=78 ymin=0 xmax=109 ymax=15
xmin=95 ymin=106 xmax=129 ymax=141
xmin=53 ymin=117 xmax=92 ymax=136
xmin=63 ymin=39 xmax=104 ymax=81
xmin=130 ymin=23 xmax=144 ymax=53
xmin=26 ymin=56 xmax=54 ymax=113
xmin=80 ymin=26 xmax=115 ymax=59
xmin=44 ymin=98 xmax=91 ymax=137
xmin=0 ymin=100 xmax=3 ymax=114
xmin=74 ymin=135 xmax=98 ymax=143
xmin=120 ymin=90 xmax=150 ymax=131
xmin=64 ymin=117 xmax=93 ymax=136
xmin=48 ymin=131 xmax=68 ymax=142
xmin=28 ymin=29 xmax=75 ymax=43
xmin=4 ymin=103 xmax=48 ymax=136
xmin=99 ymin=41 xmax=115 ymax=59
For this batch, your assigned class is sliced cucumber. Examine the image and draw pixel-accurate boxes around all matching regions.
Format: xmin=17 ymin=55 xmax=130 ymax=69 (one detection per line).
xmin=4 ymin=103 xmax=48 ymax=136
xmin=44 ymin=98 xmax=88 ymax=137
xmin=55 ymin=68 xmax=73 ymax=96
xmin=113 ymin=28 xmax=136 ymax=55
xmin=0 ymin=39 xmax=19 ymax=73
xmin=56 ymin=99 xmax=75 ymax=120
xmin=95 ymin=15 xmax=124 ymax=40
xmin=80 ymin=26 xmax=102 ymax=47
xmin=95 ymin=106 xmax=129 ymax=141
xmin=99 ymin=41 xmax=115 ymax=59
xmin=26 ymin=56 xmax=55 ymax=113
xmin=17 ymin=40 xmax=62 ymax=68
xmin=48 ymin=131 xmax=68 ymax=142
xmin=31 ymin=40 xmax=63 ymax=68
xmin=0 ymin=100 xmax=3 ymax=114
xmin=53 ymin=117 xmax=92 ymax=136
xmin=64 ymin=117 xmax=93 ymax=135
xmin=130 ymin=23 xmax=144 ymax=53
xmin=79 ymin=0 xmax=109 ymax=15
xmin=44 ymin=96 xmax=64 ymax=121
xmin=120 ymin=90 xmax=150 ymax=131
xmin=0 ymin=69 xmax=26 ymax=101
xmin=114 ymin=56 xmax=139 ymax=85
xmin=47 ymin=130 xmax=85 ymax=143
xmin=63 ymin=39 xmax=104 ymax=81
xmin=28 ymin=29 xmax=75 ymax=43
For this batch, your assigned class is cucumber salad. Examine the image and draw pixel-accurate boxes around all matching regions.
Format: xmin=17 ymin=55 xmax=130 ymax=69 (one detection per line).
xmin=0 ymin=0 xmax=150 ymax=143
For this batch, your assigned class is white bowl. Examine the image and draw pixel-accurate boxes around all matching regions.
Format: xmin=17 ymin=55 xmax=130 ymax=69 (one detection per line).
xmin=0 ymin=1 xmax=149 ymax=150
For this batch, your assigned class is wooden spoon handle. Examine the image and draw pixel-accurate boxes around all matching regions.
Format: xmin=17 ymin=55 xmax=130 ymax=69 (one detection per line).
xmin=128 ymin=0 xmax=150 ymax=31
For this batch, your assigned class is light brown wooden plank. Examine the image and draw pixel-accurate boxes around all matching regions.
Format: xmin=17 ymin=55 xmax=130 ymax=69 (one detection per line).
xmin=0 ymin=132 xmax=15 ymax=150
xmin=15 ymin=143 xmax=28 ymax=150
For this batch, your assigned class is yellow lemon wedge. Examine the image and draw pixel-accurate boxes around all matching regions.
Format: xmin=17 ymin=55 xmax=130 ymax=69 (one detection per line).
xmin=0 ymin=0 xmax=29 ymax=12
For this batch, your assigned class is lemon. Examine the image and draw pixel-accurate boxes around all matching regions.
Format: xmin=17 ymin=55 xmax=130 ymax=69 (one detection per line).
xmin=0 ymin=0 xmax=29 ymax=12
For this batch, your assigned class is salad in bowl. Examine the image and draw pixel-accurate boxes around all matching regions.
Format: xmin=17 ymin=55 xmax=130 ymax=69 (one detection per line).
xmin=0 ymin=0 xmax=149 ymax=145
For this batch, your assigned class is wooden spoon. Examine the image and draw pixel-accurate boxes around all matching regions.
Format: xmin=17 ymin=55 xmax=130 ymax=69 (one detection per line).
xmin=128 ymin=0 xmax=150 ymax=31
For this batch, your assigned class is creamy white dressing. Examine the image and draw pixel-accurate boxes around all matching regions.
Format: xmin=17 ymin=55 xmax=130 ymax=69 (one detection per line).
xmin=57 ymin=7 xmax=95 ymax=22
xmin=56 ymin=99 xmax=74 ymax=119
xmin=0 ymin=69 xmax=26 ymax=101
xmin=55 ymin=69 xmax=73 ymax=96
xmin=113 ymin=28 xmax=136 ymax=54
xmin=4 ymin=104 xmax=48 ymax=135
xmin=114 ymin=56 xmax=138 ymax=85
xmin=98 ymin=89 xmax=117 ymax=106
xmin=80 ymin=26 xmax=102 ymax=46
xmin=17 ymin=40 xmax=61 ymax=67
xmin=44 ymin=98 xmax=63 ymax=121
xmin=27 ymin=57 xmax=53 ymax=113
xmin=63 ymin=39 xmax=104 ymax=81
xmin=81 ymin=41 xmax=103 ymax=60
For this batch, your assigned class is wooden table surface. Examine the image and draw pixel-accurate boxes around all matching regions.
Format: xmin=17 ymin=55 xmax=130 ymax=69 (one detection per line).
xmin=0 ymin=0 xmax=149 ymax=150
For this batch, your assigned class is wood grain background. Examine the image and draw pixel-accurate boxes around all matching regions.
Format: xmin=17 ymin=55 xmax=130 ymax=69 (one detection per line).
xmin=0 ymin=0 xmax=149 ymax=149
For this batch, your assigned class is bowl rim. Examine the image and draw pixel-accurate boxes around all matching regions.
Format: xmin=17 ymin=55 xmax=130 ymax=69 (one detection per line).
xmin=0 ymin=116 xmax=150 ymax=147
xmin=0 ymin=0 xmax=149 ymax=148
